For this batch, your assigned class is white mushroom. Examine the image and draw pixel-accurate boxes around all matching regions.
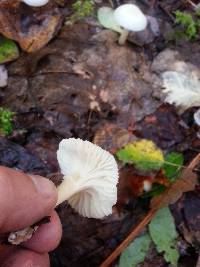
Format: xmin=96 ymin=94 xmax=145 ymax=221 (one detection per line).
xmin=114 ymin=4 xmax=148 ymax=45
xmin=8 ymin=138 xmax=118 ymax=245
xmin=22 ymin=0 xmax=49 ymax=7
xmin=56 ymin=138 xmax=119 ymax=219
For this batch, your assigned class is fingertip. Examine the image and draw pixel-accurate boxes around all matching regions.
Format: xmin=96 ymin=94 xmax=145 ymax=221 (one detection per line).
xmin=2 ymin=249 xmax=50 ymax=267
xmin=0 ymin=167 xmax=58 ymax=232
xmin=23 ymin=211 xmax=62 ymax=253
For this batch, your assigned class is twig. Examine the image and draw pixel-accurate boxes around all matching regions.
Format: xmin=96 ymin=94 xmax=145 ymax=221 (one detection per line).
xmin=100 ymin=211 xmax=156 ymax=267
xmin=187 ymin=0 xmax=197 ymax=9
xmin=158 ymin=3 xmax=175 ymax=22
xmin=196 ymin=252 xmax=200 ymax=267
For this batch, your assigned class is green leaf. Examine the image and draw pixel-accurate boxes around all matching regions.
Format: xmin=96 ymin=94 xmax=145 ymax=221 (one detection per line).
xmin=0 ymin=36 xmax=19 ymax=64
xmin=142 ymin=184 xmax=166 ymax=198
xmin=164 ymin=152 xmax=184 ymax=182
xmin=97 ymin=7 xmax=123 ymax=33
xmin=149 ymin=207 xmax=179 ymax=267
xmin=116 ymin=139 xmax=164 ymax=171
xmin=119 ymin=234 xmax=151 ymax=267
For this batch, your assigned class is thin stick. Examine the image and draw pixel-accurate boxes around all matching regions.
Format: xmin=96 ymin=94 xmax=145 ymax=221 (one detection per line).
xmin=187 ymin=0 xmax=197 ymax=9
xmin=100 ymin=210 xmax=156 ymax=267
xmin=196 ymin=252 xmax=200 ymax=267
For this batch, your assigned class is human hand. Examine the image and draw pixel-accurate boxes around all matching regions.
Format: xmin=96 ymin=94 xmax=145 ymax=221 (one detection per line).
xmin=0 ymin=166 xmax=62 ymax=267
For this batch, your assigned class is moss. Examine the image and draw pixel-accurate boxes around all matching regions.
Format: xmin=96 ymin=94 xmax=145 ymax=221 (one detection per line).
xmin=68 ymin=0 xmax=95 ymax=24
xmin=0 ymin=107 xmax=15 ymax=135
xmin=174 ymin=10 xmax=200 ymax=40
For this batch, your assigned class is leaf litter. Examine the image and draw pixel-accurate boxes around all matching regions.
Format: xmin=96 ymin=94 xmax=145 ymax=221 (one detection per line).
xmin=1 ymin=0 xmax=200 ymax=267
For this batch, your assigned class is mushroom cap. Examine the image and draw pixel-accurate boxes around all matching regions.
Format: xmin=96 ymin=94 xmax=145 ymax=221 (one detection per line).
xmin=114 ymin=4 xmax=147 ymax=32
xmin=22 ymin=0 xmax=49 ymax=7
xmin=57 ymin=138 xmax=119 ymax=219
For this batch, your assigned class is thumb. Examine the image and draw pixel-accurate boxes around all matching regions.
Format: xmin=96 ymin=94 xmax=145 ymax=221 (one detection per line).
xmin=0 ymin=166 xmax=57 ymax=233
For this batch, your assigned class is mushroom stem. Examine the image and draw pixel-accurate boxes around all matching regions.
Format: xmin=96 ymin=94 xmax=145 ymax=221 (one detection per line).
xmin=118 ymin=29 xmax=129 ymax=45
xmin=56 ymin=177 xmax=78 ymax=206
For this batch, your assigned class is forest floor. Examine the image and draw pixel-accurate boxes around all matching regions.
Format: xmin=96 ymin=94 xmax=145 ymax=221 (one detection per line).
xmin=1 ymin=0 xmax=200 ymax=266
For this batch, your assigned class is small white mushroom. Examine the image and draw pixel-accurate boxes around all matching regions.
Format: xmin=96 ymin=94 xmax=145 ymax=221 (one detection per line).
xmin=22 ymin=0 xmax=49 ymax=7
xmin=143 ymin=180 xmax=152 ymax=192
xmin=56 ymin=138 xmax=119 ymax=218
xmin=114 ymin=4 xmax=147 ymax=45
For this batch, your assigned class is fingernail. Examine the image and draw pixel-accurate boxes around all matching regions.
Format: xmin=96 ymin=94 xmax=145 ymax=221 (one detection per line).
xmin=29 ymin=175 xmax=56 ymax=199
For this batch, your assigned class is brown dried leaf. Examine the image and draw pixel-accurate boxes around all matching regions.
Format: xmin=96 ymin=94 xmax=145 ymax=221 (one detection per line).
xmin=150 ymin=154 xmax=199 ymax=210
xmin=93 ymin=123 xmax=134 ymax=154
xmin=0 ymin=1 xmax=62 ymax=52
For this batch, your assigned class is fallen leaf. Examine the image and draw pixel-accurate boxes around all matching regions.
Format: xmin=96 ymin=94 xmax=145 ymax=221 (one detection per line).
xmin=97 ymin=7 xmax=123 ymax=34
xmin=116 ymin=139 xmax=164 ymax=171
xmin=93 ymin=123 xmax=134 ymax=154
xmin=149 ymin=207 xmax=179 ymax=267
xmin=0 ymin=36 xmax=19 ymax=63
xmin=0 ymin=1 xmax=62 ymax=52
xmin=119 ymin=234 xmax=151 ymax=267
xmin=162 ymin=70 xmax=200 ymax=111
xmin=151 ymin=153 xmax=198 ymax=210
xmin=138 ymin=104 xmax=185 ymax=149
xmin=172 ymin=191 xmax=200 ymax=246
xmin=147 ymin=16 xmax=160 ymax=36
xmin=164 ymin=152 xmax=184 ymax=182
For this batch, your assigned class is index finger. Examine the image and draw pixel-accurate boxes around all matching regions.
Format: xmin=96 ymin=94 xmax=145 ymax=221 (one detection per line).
xmin=0 ymin=166 xmax=57 ymax=232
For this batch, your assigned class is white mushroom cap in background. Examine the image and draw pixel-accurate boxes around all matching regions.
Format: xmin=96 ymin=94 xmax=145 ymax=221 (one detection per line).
xmin=57 ymin=138 xmax=119 ymax=219
xmin=114 ymin=4 xmax=147 ymax=32
xmin=22 ymin=0 xmax=49 ymax=7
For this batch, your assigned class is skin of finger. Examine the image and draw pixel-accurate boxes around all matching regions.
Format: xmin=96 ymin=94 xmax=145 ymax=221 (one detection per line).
xmin=1 ymin=249 xmax=50 ymax=267
xmin=0 ymin=246 xmax=17 ymax=263
xmin=0 ymin=166 xmax=57 ymax=232
xmin=23 ymin=211 xmax=62 ymax=253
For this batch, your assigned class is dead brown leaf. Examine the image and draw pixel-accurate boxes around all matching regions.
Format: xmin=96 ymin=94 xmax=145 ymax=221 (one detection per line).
xmin=0 ymin=1 xmax=62 ymax=52
xmin=150 ymin=155 xmax=199 ymax=210
xmin=93 ymin=123 xmax=134 ymax=154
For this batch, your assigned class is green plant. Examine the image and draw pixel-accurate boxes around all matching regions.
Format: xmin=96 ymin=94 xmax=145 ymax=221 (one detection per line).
xmin=0 ymin=107 xmax=15 ymax=135
xmin=68 ymin=0 xmax=95 ymax=24
xmin=174 ymin=10 xmax=200 ymax=40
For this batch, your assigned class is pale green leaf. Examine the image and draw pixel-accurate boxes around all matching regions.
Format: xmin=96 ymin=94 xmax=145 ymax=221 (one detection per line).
xmin=149 ymin=207 xmax=179 ymax=267
xmin=116 ymin=139 xmax=164 ymax=171
xmin=119 ymin=234 xmax=151 ymax=267
xmin=97 ymin=7 xmax=123 ymax=33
